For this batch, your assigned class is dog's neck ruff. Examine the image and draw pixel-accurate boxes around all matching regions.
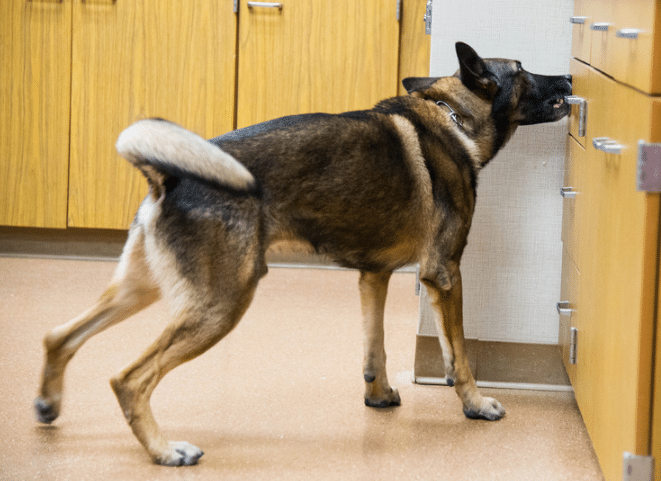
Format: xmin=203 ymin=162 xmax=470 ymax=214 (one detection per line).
xmin=436 ymin=100 xmax=463 ymax=129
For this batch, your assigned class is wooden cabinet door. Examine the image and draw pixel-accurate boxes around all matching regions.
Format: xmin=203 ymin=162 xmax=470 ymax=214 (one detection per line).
xmin=68 ymin=0 xmax=238 ymax=229
xmin=0 ymin=0 xmax=72 ymax=228
xmin=574 ymin=67 xmax=660 ymax=481
xmin=236 ymin=0 xmax=399 ymax=128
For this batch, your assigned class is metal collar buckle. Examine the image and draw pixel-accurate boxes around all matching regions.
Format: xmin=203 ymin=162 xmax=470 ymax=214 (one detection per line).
xmin=436 ymin=100 xmax=463 ymax=127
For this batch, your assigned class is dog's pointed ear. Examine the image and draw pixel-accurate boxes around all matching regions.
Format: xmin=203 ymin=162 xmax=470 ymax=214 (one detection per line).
xmin=455 ymin=42 xmax=498 ymax=97
xmin=402 ymin=77 xmax=440 ymax=96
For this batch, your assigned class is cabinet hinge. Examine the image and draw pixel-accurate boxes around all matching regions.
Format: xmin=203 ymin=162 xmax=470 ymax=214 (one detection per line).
xmin=234 ymin=0 xmax=238 ymax=14
xmin=569 ymin=327 xmax=578 ymax=365
xmin=637 ymin=141 xmax=661 ymax=192
xmin=396 ymin=0 xmax=401 ymax=21
xmin=622 ymin=452 xmax=654 ymax=481
xmin=424 ymin=0 xmax=433 ymax=35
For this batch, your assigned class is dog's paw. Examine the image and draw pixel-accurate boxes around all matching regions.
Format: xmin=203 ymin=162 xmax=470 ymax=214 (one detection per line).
xmin=365 ymin=387 xmax=401 ymax=408
xmin=155 ymin=441 xmax=204 ymax=466
xmin=34 ymin=397 xmax=60 ymax=424
xmin=463 ymin=396 xmax=506 ymax=421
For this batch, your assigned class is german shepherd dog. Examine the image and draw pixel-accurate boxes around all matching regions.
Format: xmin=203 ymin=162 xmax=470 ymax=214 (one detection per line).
xmin=35 ymin=43 xmax=571 ymax=465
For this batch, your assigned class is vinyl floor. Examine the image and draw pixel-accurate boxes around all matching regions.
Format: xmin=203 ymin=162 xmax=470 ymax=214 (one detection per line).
xmin=0 ymin=257 xmax=604 ymax=480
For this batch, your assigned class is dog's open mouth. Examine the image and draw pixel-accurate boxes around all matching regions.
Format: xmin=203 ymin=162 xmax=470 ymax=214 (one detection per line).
xmin=553 ymin=98 xmax=565 ymax=109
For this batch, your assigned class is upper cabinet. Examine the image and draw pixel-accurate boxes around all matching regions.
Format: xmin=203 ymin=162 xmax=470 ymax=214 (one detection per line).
xmin=1 ymin=0 xmax=429 ymax=230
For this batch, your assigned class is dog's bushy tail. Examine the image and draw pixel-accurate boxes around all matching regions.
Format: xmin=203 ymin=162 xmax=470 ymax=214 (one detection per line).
xmin=116 ymin=118 xmax=256 ymax=199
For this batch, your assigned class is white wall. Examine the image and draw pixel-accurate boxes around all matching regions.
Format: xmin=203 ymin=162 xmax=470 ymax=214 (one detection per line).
xmin=419 ymin=0 xmax=573 ymax=344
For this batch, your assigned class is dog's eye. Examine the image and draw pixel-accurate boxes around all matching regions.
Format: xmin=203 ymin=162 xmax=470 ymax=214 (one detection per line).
xmin=516 ymin=62 xmax=523 ymax=72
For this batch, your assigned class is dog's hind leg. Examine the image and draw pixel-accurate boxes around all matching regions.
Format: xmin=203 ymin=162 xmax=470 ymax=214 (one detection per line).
xmin=109 ymin=268 xmax=260 ymax=466
xmin=422 ymin=266 xmax=505 ymax=421
xmin=35 ymin=226 xmax=160 ymax=425
xmin=360 ymin=271 xmax=401 ymax=408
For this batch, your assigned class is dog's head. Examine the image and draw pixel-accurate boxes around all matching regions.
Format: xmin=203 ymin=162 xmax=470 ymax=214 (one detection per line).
xmin=403 ymin=42 xmax=572 ymax=151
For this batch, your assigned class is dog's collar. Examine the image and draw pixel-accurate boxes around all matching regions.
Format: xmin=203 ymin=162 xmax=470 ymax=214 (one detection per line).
xmin=436 ymin=100 xmax=463 ymax=128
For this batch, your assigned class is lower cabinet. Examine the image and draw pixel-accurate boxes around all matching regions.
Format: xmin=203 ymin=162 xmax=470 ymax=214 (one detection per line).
xmin=560 ymin=63 xmax=661 ymax=481
xmin=2 ymin=0 xmax=428 ymax=230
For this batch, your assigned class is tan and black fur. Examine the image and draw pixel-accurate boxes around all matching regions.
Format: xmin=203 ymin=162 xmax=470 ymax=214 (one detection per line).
xmin=34 ymin=43 xmax=572 ymax=466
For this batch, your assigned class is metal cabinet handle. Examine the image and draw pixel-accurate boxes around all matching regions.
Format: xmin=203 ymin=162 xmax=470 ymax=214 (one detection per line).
xmin=616 ymin=28 xmax=641 ymax=39
xmin=565 ymin=95 xmax=587 ymax=137
xmin=247 ymin=1 xmax=283 ymax=9
xmin=590 ymin=22 xmax=611 ymax=31
xmin=561 ymin=187 xmax=577 ymax=199
xmin=593 ymin=137 xmax=623 ymax=155
xmin=557 ymin=301 xmax=573 ymax=316
xmin=570 ymin=16 xmax=587 ymax=24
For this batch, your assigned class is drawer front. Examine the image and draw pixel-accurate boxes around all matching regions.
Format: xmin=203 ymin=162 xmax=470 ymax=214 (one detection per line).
xmin=562 ymin=136 xmax=585 ymax=266
xmin=611 ymin=0 xmax=660 ymax=94
xmin=587 ymin=1 xmax=615 ymax=75
xmin=570 ymin=0 xmax=592 ymax=63
xmin=584 ymin=0 xmax=659 ymax=94
xmin=558 ymin=248 xmax=579 ymax=384
xmin=568 ymin=58 xmax=589 ymax=147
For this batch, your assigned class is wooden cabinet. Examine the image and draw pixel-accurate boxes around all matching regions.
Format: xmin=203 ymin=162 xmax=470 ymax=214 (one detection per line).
xmin=562 ymin=2 xmax=661 ymax=479
xmin=1 ymin=0 xmax=237 ymax=230
xmin=2 ymin=0 xmax=429 ymax=230
xmin=0 ymin=1 xmax=72 ymax=228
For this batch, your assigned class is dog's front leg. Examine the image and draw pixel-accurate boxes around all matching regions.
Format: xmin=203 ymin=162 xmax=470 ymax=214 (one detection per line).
xmin=359 ymin=271 xmax=401 ymax=407
xmin=422 ymin=267 xmax=505 ymax=420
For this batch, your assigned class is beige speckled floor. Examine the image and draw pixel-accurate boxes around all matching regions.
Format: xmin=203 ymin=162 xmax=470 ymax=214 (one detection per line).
xmin=0 ymin=257 xmax=604 ymax=480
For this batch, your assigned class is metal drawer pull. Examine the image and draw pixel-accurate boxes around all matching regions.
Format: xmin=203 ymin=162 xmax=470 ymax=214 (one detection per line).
xmin=565 ymin=95 xmax=587 ymax=137
xmin=593 ymin=137 xmax=623 ymax=154
xmin=557 ymin=301 xmax=573 ymax=316
xmin=616 ymin=28 xmax=641 ymax=39
xmin=561 ymin=187 xmax=577 ymax=199
xmin=590 ymin=22 xmax=611 ymax=31
xmin=570 ymin=16 xmax=587 ymax=24
xmin=247 ymin=2 xmax=283 ymax=9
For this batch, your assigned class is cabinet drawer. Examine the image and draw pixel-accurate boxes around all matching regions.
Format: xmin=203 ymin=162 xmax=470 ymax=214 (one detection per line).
xmin=558 ymin=248 xmax=578 ymax=384
xmin=568 ymin=58 xmax=589 ymax=147
xmin=611 ymin=0 xmax=661 ymax=94
xmin=562 ymin=136 xmax=585 ymax=266
xmin=570 ymin=0 xmax=592 ymax=63
xmin=586 ymin=0 xmax=660 ymax=94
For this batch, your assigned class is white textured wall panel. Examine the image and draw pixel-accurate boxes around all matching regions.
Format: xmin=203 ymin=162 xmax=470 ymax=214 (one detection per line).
xmin=419 ymin=0 xmax=573 ymax=343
